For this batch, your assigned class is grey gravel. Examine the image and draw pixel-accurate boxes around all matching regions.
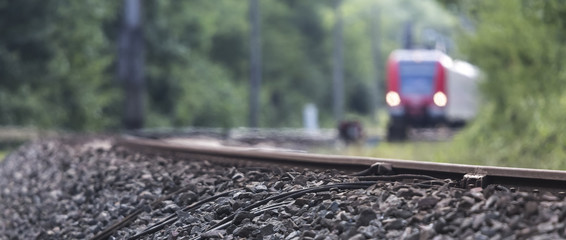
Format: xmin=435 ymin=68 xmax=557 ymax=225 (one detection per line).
xmin=1 ymin=137 xmax=566 ymax=240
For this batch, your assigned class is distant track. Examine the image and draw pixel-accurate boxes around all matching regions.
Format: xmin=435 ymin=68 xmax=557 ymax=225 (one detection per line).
xmin=117 ymin=136 xmax=566 ymax=194
xmin=407 ymin=127 xmax=457 ymax=142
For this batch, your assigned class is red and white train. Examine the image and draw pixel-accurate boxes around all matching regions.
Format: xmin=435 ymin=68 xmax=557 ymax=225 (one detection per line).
xmin=385 ymin=49 xmax=481 ymax=141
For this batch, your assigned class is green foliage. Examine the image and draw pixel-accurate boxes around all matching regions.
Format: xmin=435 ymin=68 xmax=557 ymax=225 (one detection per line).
xmin=143 ymin=0 xmax=247 ymax=128
xmin=258 ymin=1 xmax=334 ymax=127
xmin=341 ymin=141 xmax=452 ymax=163
xmin=0 ymin=0 xmax=458 ymax=131
xmin=447 ymin=0 xmax=566 ymax=169
xmin=171 ymin=54 xmax=245 ymax=128
xmin=0 ymin=0 xmax=119 ymax=130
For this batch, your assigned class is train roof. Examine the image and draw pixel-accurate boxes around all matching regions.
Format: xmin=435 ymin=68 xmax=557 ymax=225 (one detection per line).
xmin=389 ymin=49 xmax=450 ymax=62
xmin=389 ymin=49 xmax=481 ymax=78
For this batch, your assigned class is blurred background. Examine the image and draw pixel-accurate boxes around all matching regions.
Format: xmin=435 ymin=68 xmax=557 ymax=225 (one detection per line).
xmin=1 ymin=0 xmax=566 ymax=169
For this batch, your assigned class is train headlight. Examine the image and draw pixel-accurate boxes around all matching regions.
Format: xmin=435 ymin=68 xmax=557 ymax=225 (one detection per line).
xmin=433 ymin=91 xmax=447 ymax=107
xmin=386 ymin=91 xmax=401 ymax=107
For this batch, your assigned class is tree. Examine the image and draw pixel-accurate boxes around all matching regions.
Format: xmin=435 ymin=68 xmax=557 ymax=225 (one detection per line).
xmin=0 ymin=0 xmax=459 ymax=131
xmin=142 ymin=0 xmax=247 ymax=128
xmin=0 ymin=0 xmax=120 ymax=130
xmin=445 ymin=0 xmax=566 ymax=169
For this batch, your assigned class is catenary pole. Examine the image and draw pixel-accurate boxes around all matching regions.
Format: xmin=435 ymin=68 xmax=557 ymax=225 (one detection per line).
xmin=249 ymin=0 xmax=262 ymax=128
xmin=332 ymin=0 xmax=344 ymax=122
xmin=369 ymin=5 xmax=383 ymax=121
xmin=119 ymin=0 xmax=145 ymax=129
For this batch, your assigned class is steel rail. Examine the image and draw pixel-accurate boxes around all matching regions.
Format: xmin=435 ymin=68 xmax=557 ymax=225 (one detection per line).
xmin=116 ymin=136 xmax=566 ymax=193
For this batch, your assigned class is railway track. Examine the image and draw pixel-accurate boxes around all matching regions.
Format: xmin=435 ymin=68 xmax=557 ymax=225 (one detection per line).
xmin=4 ymin=136 xmax=566 ymax=239
xmin=84 ymin=136 xmax=566 ymax=239
xmin=406 ymin=127 xmax=457 ymax=142
xmin=117 ymin=136 xmax=566 ymax=194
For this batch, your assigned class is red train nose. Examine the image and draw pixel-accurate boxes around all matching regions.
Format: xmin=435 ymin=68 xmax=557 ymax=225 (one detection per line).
xmin=402 ymin=97 xmax=428 ymax=117
xmin=406 ymin=104 xmax=426 ymax=117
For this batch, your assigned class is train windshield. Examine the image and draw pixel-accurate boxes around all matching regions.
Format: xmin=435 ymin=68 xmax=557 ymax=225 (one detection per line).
xmin=399 ymin=62 xmax=436 ymax=96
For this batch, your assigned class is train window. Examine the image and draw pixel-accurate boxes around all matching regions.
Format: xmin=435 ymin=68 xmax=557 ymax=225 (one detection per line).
xmin=399 ymin=62 xmax=436 ymax=95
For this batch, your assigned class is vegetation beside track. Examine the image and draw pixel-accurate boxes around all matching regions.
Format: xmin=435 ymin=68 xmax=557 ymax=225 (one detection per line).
xmin=438 ymin=1 xmax=566 ymax=170
xmin=344 ymin=133 xmax=566 ymax=171
xmin=342 ymin=1 xmax=566 ymax=171
xmin=3 ymin=1 xmax=566 ymax=171
xmin=342 ymin=142 xmax=449 ymax=163
xmin=0 ymin=145 xmax=21 ymax=163
xmin=0 ymin=151 xmax=7 ymax=161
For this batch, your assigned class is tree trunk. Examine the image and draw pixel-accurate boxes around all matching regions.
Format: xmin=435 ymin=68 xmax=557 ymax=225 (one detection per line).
xmin=332 ymin=0 xmax=344 ymax=122
xmin=119 ymin=0 xmax=145 ymax=129
xmin=249 ymin=0 xmax=262 ymax=128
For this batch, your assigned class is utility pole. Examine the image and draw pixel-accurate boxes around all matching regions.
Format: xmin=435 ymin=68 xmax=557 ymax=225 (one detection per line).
xmin=402 ymin=21 xmax=414 ymax=49
xmin=249 ymin=0 xmax=262 ymax=128
xmin=369 ymin=6 xmax=383 ymax=120
xmin=119 ymin=0 xmax=145 ymax=129
xmin=332 ymin=0 xmax=344 ymax=122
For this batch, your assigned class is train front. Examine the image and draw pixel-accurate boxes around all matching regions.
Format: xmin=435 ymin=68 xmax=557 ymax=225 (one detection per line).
xmin=385 ymin=50 xmax=449 ymax=140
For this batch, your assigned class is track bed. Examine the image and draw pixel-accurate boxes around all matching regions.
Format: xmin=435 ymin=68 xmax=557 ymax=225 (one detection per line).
xmin=1 ymin=137 xmax=566 ymax=239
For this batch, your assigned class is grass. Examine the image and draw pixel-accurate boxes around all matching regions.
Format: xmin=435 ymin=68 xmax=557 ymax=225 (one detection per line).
xmin=0 ymin=150 xmax=7 ymax=162
xmin=333 ymin=111 xmax=479 ymax=165
xmin=0 ymin=143 xmax=22 ymax=163
xmin=317 ymin=114 xmax=566 ymax=170
xmin=342 ymin=141 xmax=453 ymax=163
xmin=337 ymin=135 xmax=566 ymax=170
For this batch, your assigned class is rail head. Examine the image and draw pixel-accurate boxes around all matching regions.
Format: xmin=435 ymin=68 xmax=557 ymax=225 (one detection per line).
xmin=116 ymin=137 xmax=566 ymax=192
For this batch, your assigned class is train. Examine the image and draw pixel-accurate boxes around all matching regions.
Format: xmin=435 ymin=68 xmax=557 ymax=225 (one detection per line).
xmin=385 ymin=49 xmax=481 ymax=141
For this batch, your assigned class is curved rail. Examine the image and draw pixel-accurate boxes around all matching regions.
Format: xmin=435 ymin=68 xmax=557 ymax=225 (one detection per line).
xmin=92 ymin=136 xmax=566 ymax=240
xmin=116 ymin=136 xmax=566 ymax=193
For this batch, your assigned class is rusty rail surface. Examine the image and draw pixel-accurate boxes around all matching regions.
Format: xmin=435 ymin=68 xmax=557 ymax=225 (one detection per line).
xmin=116 ymin=136 xmax=566 ymax=193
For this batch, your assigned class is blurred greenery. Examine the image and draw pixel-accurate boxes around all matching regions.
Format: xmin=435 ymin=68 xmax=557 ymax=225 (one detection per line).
xmin=0 ymin=0 xmax=455 ymax=131
xmin=344 ymin=142 xmax=451 ymax=162
xmin=0 ymin=0 xmax=120 ymax=130
xmin=344 ymin=0 xmax=566 ymax=170
xmin=6 ymin=0 xmax=563 ymax=170
xmin=431 ymin=0 xmax=566 ymax=169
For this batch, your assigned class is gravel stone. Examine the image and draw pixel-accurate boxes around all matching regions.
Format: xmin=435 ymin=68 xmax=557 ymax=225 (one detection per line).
xmin=254 ymin=184 xmax=268 ymax=192
xmin=176 ymin=191 xmax=197 ymax=205
xmin=348 ymin=233 xmax=365 ymax=240
xmin=418 ymin=197 xmax=440 ymax=210
xmin=356 ymin=208 xmax=377 ymax=227
xmin=233 ymin=223 xmax=257 ymax=237
xmin=260 ymin=223 xmax=275 ymax=236
xmin=233 ymin=211 xmax=255 ymax=225
xmin=294 ymin=197 xmax=311 ymax=206
xmin=201 ymin=229 xmax=226 ymax=239
xmin=385 ymin=219 xmax=406 ymax=230
xmin=215 ymin=204 xmax=232 ymax=216
xmin=391 ymin=209 xmax=413 ymax=219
